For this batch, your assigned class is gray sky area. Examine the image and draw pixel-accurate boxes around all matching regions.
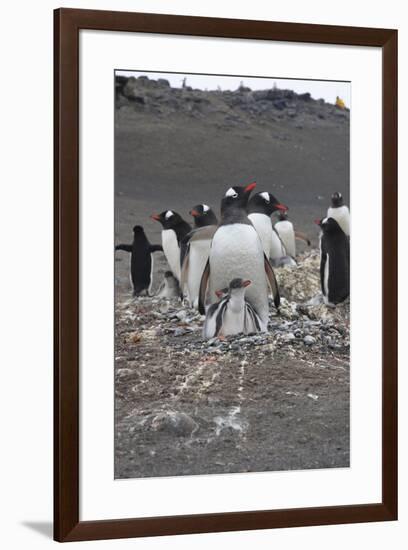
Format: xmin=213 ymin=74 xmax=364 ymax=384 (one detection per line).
xmin=116 ymin=70 xmax=350 ymax=107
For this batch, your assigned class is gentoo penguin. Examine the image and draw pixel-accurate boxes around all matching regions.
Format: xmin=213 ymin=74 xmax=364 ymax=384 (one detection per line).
xmin=247 ymin=192 xmax=288 ymax=262
xmin=198 ymin=183 xmax=280 ymax=330
xmin=150 ymin=210 xmax=191 ymax=281
xmin=274 ymin=212 xmax=311 ymax=258
xmin=327 ymin=192 xmax=350 ymax=236
xmin=115 ymin=225 xmax=163 ymax=296
xmin=190 ymin=204 xmax=218 ymax=228
xmin=274 ymin=212 xmax=297 ymax=257
xmin=156 ymin=271 xmax=182 ymax=299
xmin=203 ymin=278 xmax=262 ymax=338
xmin=316 ymin=217 xmax=350 ymax=305
xmin=180 ymin=204 xmax=218 ymax=308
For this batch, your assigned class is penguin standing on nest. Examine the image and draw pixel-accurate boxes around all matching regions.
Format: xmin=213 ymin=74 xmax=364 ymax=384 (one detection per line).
xmin=199 ymin=183 xmax=280 ymax=330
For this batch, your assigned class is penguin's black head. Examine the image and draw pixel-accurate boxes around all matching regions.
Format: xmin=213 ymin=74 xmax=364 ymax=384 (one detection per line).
xmin=221 ymin=182 xmax=256 ymax=214
xmin=132 ymin=225 xmax=144 ymax=234
xmin=229 ymin=278 xmax=252 ymax=290
xmin=190 ymin=204 xmax=218 ymax=227
xmin=315 ymin=217 xmax=342 ymax=234
xmin=331 ymin=192 xmax=344 ymax=207
xmin=277 ymin=211 xmax=289 ymax=221
xmin=247 ymin=191 xmax=288 ymax=216
xmin=150 ymin=210 xmax=184 ymax=229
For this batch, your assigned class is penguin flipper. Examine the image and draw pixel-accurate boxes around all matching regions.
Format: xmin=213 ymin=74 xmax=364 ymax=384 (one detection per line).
xmin=264 ymin=254 xmax=280 ymax=308
xmin=320 ymin=248 xmax=327 ymax=297
xmin=180 ymin=243 xmax=190 ymax=290
xmin=115 ymin=244 xmax=132 ymax=252
xmin=198 ymin=260 xmax=210 ymax=315
xmin=149 ymin=244 xmax=163 ymax=253
xmin=295 ymin=231 xmax=311 ymax=246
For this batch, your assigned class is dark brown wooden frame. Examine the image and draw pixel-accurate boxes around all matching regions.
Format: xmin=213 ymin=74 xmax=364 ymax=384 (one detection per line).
xmin=54 ymin=7 xmax=398 ymax=542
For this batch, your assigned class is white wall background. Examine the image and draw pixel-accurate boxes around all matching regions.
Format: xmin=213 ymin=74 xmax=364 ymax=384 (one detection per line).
xmin=0 ymin=1 xmax=404 ymax=548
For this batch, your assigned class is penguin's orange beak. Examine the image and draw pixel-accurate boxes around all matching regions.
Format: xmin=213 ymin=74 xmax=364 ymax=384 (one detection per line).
xmin=215 ymin=289 xmax=224 ymax=298
xmin=190 ymin=209 xmax=200 ymax=217
xmin=314 ymin=218 xmax=322 ymax=225
xmin=244 ymin=182 xmax=257 ymax=193
xmin=242 ymin=280 xmax=252 ymax=287
xmin=275 ymin=203 xmax=288 ymax=212
xmin=150 ymin=214 xmax=160 ymax=221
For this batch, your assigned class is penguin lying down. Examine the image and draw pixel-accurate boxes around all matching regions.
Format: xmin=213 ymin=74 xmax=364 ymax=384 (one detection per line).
xmin=203 ymin=278 xmax=262 ymax=339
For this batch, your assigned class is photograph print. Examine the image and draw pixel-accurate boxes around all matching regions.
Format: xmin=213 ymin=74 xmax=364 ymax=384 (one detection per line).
xmin=114 ymin=70 xmax=350 ymax=479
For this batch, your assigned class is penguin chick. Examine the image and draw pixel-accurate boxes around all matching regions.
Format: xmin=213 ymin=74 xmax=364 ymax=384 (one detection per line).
xmin=115 ymin=225 xmax=162 ymax=296
xmin=203 ymin=278 xmax=261 ymax=338
xmin=316 ymin=217 xmax=350 ymax=305
xmin=156 ymin=271 xmax=182 ymax=299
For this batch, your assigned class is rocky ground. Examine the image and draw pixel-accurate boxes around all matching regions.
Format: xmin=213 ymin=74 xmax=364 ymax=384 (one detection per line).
xmin=114 ymin=250 xmax=350 ymax=479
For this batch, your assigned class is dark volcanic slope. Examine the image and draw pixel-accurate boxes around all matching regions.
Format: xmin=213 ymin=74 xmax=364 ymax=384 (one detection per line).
xmin=115 ymin=75 xmax=350 ymax=269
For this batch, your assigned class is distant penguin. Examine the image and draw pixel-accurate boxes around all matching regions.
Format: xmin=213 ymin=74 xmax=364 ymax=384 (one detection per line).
xmin=203 ymin=278 xmax=262 ymax=338
xmin=316 ymin=217 xmax=350 ymax=305
xmin=150 ymin=210 xmax=191 ymax=281
xmin=274 ymin=212 xmax=296 ymax=257
xmin=199 ymin=183 xmax=280 ymax=330
xmin=115 ymin=225 xmax=163 ymax=296
xmin=327 ymin=192 xmax=350 ymax=236
xmin=156 ymin=271 xmax=182 ymax=299
xmin=180 ymin=204 xmax=218 ymax=308
xmin=247 ymin=191 xmax=288 ymax=262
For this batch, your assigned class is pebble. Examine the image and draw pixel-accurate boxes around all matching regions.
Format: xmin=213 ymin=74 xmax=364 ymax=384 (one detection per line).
xmin=151 ymin=411 xmax=198 ymax=437
xmin=304 ymin=335 xmax=316 ymax=346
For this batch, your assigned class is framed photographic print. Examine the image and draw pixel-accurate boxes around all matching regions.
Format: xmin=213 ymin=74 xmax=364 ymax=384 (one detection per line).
xmin=54 ymin=8 xmax=397 ymax=542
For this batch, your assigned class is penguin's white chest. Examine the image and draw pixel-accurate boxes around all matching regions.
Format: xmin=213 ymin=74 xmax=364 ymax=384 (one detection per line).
xmin=187 ymin=238 xmax=211 ymax=306
xmin=162 ymin=230 xmax=180 ymax=280
xmin=222 ymin=306 xmax=245 ymax=336
xmin=209 ymin=224 xmax=269 ymax=327
xmin=327 ymin=205 xmax=350 ymax=236
xmin=275 ymin=220 xmax=296 ymax=257
xmin=248 ymin=213 xmax=272 ymax=257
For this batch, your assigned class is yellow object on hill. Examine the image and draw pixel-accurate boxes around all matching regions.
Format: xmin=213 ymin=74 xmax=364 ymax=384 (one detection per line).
xmin=335 ymin=96 xmax=346 ymax=110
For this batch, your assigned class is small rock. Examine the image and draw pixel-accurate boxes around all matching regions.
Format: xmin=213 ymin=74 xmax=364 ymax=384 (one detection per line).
xmin=151 ymin=412 xmax=198 ymax=437
xmin=304 ymin=335 xmax=316 ymax=346
xmin=307 ymin=393 xmax=319 ymax=400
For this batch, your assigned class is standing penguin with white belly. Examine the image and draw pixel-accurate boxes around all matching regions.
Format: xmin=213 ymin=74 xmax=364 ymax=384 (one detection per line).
xmin=274 ymin=211 xmax=311 ymax=258
xmin=180 ymin=204 xmax=218 ymax=308
xmin=199 ymin=183 xmax=280 ymax=330
xmin=247 ymin=191 xmax=288 ymax=262
xmin=150 ymin=210 xmax=191 ymax=281
xmin=316 ymin=217 xmax=350 ymax=305
xmin=327 ymin=192 xmax=350 ymax=236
